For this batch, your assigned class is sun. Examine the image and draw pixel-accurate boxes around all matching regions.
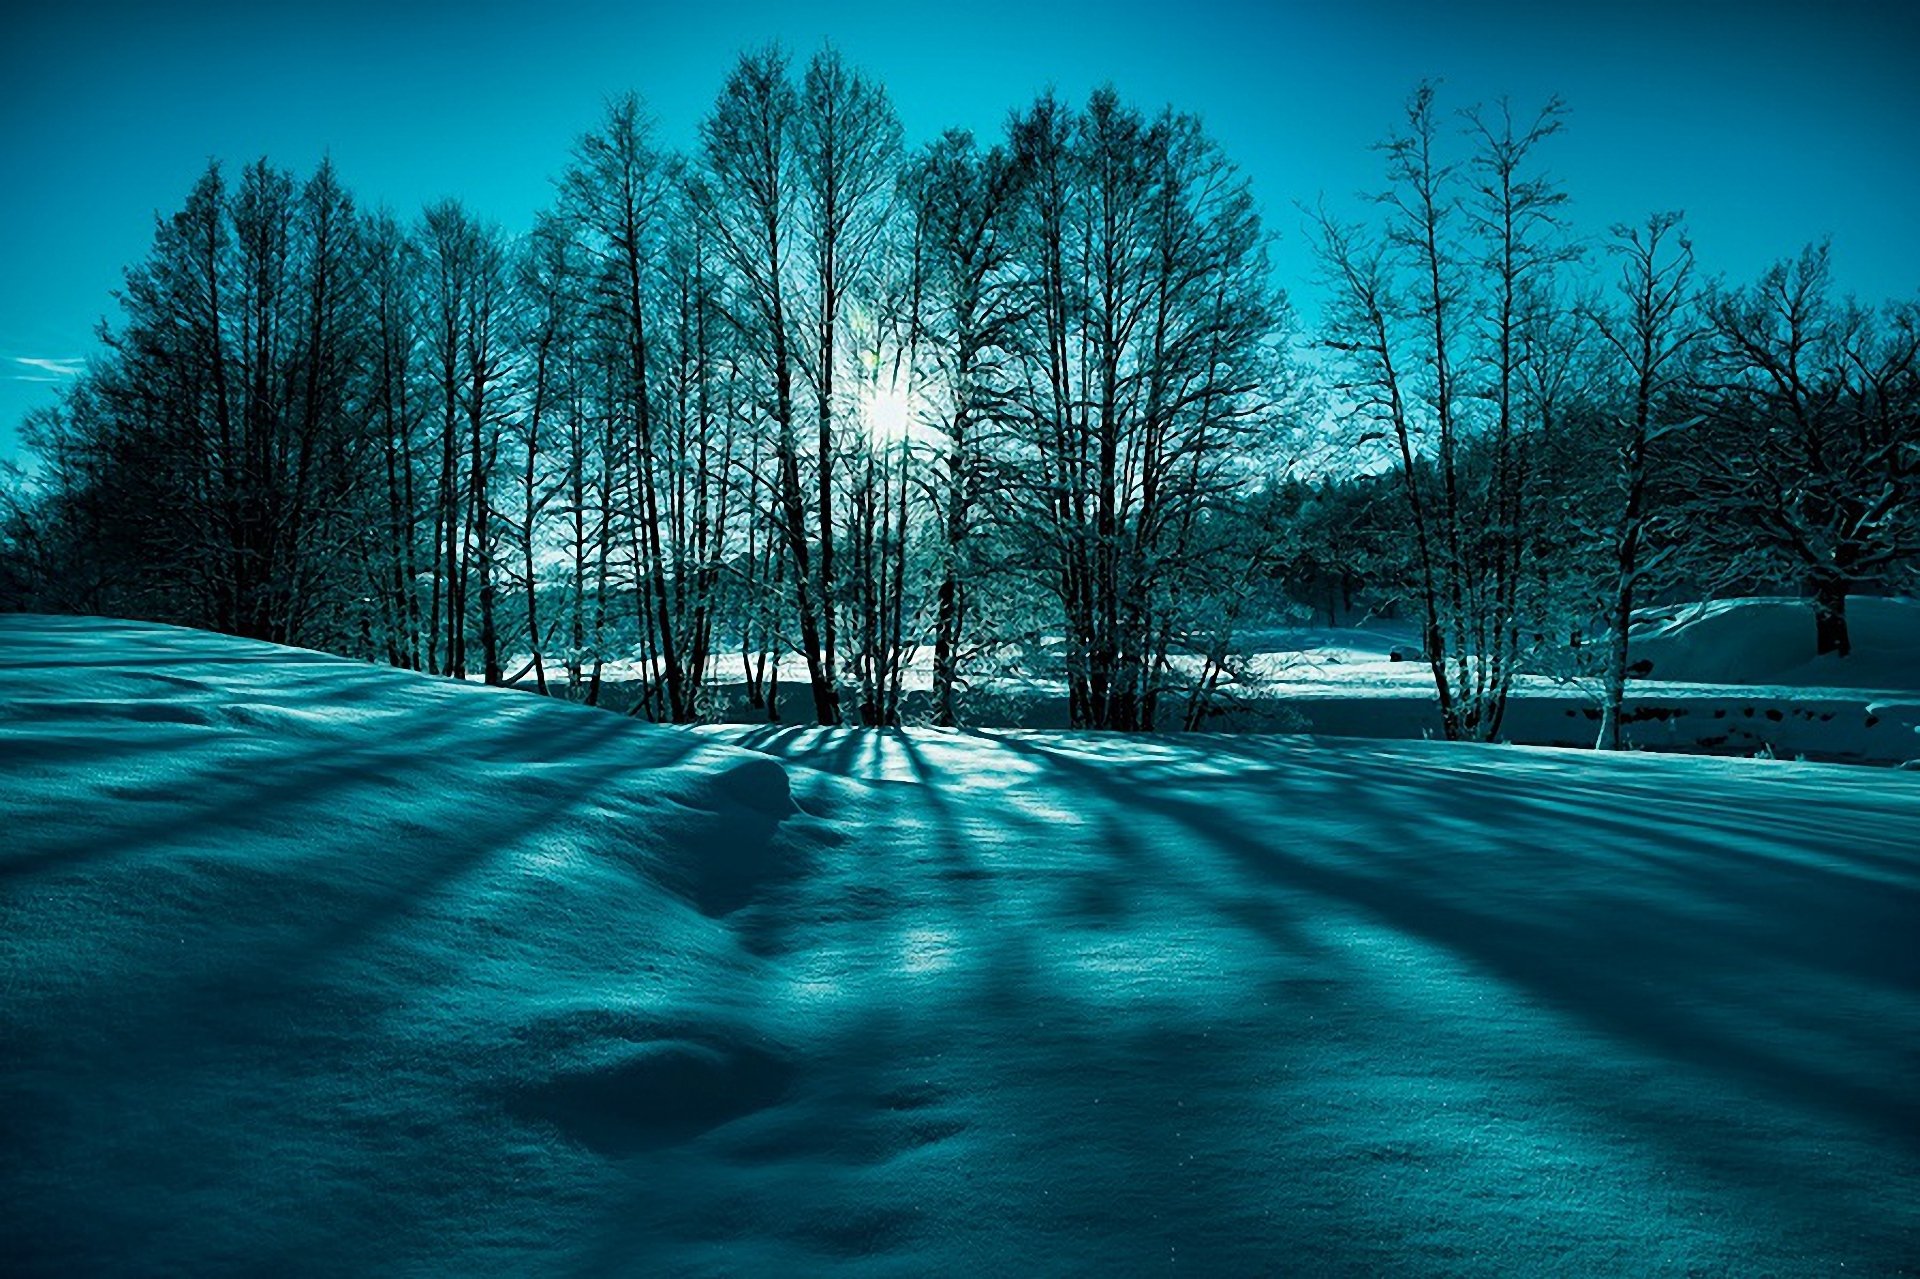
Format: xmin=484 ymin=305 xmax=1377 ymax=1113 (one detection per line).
xmin=857 ymin=373 xmax=927 ymax=444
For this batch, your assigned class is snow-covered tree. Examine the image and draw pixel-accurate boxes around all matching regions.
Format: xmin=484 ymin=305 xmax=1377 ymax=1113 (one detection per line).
xmin=1689 ymin=244 xmax=1920 ymax=657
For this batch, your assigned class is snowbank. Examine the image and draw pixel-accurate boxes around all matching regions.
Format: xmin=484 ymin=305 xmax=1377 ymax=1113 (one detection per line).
xmin=4 ymin=617 xmax=1918 ymax=1275
xmin=1630 ymin=595 xmax=1920 ymax=689
xmin=1 ymin=617 xmax=818 ymax=1272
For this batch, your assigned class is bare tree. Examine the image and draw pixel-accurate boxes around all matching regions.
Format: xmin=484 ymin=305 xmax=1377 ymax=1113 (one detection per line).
xmin=654 ymin=183 xmax=743 ymax=720
xmin=363 ymin=209 xmax=428 ymax=669
xmin=420 ymin=199 xmax=511 ymax=682
xmin=694 ymin=48 xmax=840 ymax=724
xmin=793 ymin=48 xmax=902 ymax=722
xmin=1589 ymin=212 xmax=1699 ymax=749
xmin=1690 ymin=244 xmax=1920 ymax=658
xmin=842 ymin=199 xmax=921 ymax=727
xmin=1316 ymin=85 xmax=1573 ymax=741
xmin=1009 ymin=89 xmax=1287 ymax=730
xmin=563 ymin=93 xmax=721 ymax=720
xmin=906 ymin=130 xmax=1028 ymax=726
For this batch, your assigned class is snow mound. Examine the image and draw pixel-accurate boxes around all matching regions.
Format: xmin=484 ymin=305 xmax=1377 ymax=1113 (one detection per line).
xmin=706 ymin=753 xmax=798 ymax=814
xmin=649 ymin=757 xmax=807 ymax=917
xmin=1631 ymin=596 xmax=1920 ymax=688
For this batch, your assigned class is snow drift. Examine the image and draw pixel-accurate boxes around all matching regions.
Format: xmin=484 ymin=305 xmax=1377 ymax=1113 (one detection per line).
xmin=1630 ymin=595 xmax=1920 ymax=689
xmin=3 ymin=616 xmax=1917 ymax=1275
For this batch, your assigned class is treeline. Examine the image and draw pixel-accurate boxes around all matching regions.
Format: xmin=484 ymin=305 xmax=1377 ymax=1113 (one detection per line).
xmin=1304 ymin=88 xmax=1918 ymax=744
xmin=2 ymin=60 xmax=1915 ymax=739
xmin=0 ymin=49 xmax=1292 ymax=731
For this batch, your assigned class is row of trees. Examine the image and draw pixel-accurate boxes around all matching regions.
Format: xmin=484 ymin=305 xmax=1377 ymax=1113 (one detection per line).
xmin=1309 ymin=86 xmax=1919 ymax=744
xmin=1 ymin=49 xmax=1296 ymax=730
xmin=2 ymin=61 xmax=1915 ymax=740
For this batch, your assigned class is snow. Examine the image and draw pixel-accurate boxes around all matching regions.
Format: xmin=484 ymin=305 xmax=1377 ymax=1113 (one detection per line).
xmin=1630 ymin=595 xmax=1920 ymax=690
xmin=4 ymin=615 xmax=1918 ymax=1275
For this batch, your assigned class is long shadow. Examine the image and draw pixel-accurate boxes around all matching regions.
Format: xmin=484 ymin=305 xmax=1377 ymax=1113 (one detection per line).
xmin=534 ymin=726 xmax=1920 ymax=1273
xmin=571 ymin=730 xmax=1134 ymax=1273
xmin=1110 ymin=733 xmax=1920 ymax=973
xmin=986 ymin=733 xmax=1920 ymax=1154
xmin=1281 ymin=744 xmax=1920 ymax=987
xmin=1 ymin=686 xmax=704 ymax=883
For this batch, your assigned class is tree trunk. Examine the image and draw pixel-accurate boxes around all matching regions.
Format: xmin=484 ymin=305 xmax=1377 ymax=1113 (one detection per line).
xmin=1812 ymin=574 xmax=1851 ymax=658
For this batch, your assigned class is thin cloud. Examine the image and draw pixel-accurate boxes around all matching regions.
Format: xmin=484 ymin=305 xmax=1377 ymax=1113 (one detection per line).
xmin=12 ymin=356 xmax=85 ymax=377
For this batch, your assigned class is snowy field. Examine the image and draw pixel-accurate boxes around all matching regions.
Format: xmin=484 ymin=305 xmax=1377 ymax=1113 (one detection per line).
xmin=3 ymin=615 xmax=1918 ymax=1275
xmin=635 ymin=597 xmax=1920 ymax=763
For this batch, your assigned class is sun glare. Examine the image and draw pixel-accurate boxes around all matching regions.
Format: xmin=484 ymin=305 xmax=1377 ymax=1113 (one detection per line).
xmin=859 ymin=376 xmax=924 ymax=443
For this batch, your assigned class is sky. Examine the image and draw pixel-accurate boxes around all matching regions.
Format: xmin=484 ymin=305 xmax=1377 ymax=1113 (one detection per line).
xmin=3 ymin=0 xmax=1917 ymax=461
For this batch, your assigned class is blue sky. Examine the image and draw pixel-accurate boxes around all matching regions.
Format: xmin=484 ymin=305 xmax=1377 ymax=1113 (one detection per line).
xmin=3 ymin=0 xmax=1916 ymax=460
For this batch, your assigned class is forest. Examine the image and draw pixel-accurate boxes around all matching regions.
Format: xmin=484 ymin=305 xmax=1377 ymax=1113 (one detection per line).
xmin=3 ymin=50 xmax=1916 ymax=739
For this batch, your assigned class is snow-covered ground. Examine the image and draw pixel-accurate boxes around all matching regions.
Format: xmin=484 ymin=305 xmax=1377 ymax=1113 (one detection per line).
xmin=1630 ymin=595 xmax=1920 ymax=689
xmin=3 ymin=616 xmax=1918 ymax=1275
